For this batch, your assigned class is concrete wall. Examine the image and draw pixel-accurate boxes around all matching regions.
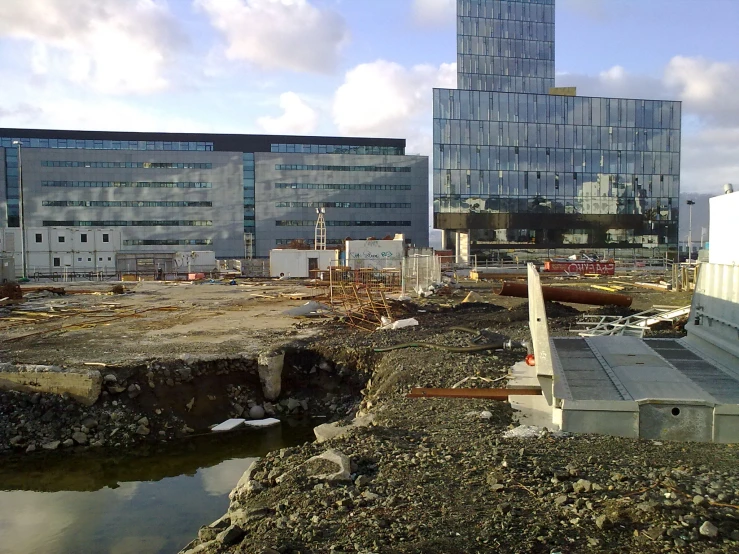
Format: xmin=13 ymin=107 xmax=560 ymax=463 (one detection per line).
xmin=0 ymin=364 xmax=102 ymax=406
xmin=709 ymin=191 xmax=739 ymax=265
xmin=254 ymin=153 xmax=429 ymax=258
xmin=18 ymin=148 xmax=243 ymax=258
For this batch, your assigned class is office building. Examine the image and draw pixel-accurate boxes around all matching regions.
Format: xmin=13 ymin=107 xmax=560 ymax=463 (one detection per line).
xmin=434 ymin=0 xmax=681 ymax=260
xmin=0 ymin=129 xmax=429 ymax=268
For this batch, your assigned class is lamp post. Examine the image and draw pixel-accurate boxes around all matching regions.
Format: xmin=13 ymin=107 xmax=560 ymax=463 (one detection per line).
xmin=11 ymin=140 xmax=27 ymax=279
xmin=686 ymin=199 xmax=695 ymax=265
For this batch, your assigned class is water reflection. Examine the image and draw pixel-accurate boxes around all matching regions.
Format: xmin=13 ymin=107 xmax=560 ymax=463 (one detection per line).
xmin=0 ymin=422 xmax=314 ymax=554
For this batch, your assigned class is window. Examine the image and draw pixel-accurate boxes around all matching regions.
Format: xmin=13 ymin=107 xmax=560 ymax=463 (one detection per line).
xmin=77 ymin=257 xmax=82 ymax=262
xmin=53 ymin=258 xmax=60 ymax=267
xmin=35 ymin=233 xmax=42 ymax=243
xmin=80 ymin=234 xmax=88 ymax=243
xmin=99 ymin=257 xmax=103 ymax=261
xmin=275 ymin=164 xmax=411 ymax=173
xmin=103 ymin=234 xmax=109 ymax=243
xmin=107 ymin=257 xmax=112 ymax=261
xmin=88 ymin=258 xmax=92 ymax=262
xmin=58 ymin=236 xmax=65 ymax=243
xmin=41 ymin=161 xmax=213 ymax=169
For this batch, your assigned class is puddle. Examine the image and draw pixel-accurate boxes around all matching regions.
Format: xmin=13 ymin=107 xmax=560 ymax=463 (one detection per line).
xmin=0 ymin=421 xmax=315 ymax=554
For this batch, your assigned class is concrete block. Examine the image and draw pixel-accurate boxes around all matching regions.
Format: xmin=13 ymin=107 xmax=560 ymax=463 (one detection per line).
xmin=638 ymin=401 xmax=714 ymax=442
xmin=0 ymin=363 xmax=101 ymax=406
xmin=257 ymin=350 xmax=284 ymax=401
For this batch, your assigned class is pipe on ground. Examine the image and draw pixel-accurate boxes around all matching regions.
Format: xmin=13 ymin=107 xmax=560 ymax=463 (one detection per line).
xmin=494 ymin=281 xmax=633 ymax=307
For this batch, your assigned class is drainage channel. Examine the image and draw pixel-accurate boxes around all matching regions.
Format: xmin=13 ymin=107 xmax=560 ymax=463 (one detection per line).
xmin=0 ymin=420 xmax=316 ymax=554
xmin=0 ymin=347 xmax=369 ymax=554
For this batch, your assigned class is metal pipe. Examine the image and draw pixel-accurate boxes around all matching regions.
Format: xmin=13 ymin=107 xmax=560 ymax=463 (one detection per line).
xmin=494 ymin=281 xmax=633 ymax=307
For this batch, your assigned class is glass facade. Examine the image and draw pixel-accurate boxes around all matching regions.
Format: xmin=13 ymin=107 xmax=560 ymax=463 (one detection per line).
xmin=434 ymin=0 xmax=682 ymax=256
xmin=457 ymin=0 xmax=555 ymax=94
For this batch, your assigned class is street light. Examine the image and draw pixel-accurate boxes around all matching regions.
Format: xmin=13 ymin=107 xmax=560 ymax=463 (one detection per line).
xmin=11 ymin=140 xmax=27 ymax=279
xmin=686 ymin=199 xmax=695 ymax=265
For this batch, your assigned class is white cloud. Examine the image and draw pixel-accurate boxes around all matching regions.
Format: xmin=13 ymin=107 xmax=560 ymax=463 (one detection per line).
xmin=257 ymin=92 xmax=319 ymax=135
xmin=0 ymin=0 xmax=185 ymax=95
xmin=412 ymin=0 xmax=455 ymax=26
xmin=333 ymin=60 xmax=456 ymax=154
xmin=195 ymin=0 xmax=349 ymax=74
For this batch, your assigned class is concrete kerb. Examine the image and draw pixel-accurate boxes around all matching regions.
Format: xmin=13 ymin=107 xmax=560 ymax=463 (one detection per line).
xmin=0 ymin=363 xmax=102 ymax=406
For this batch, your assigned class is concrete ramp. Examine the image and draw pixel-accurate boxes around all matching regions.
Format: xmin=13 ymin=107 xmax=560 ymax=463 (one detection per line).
xmin=527 ymin=262 xmax=739 ymax=443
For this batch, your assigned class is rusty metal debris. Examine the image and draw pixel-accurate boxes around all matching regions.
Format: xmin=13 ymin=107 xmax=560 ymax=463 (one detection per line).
xmin=406 ymin=387 xmax=541 ymax=399
xmin=494 ymin=280 xmax=633 ymax=307
xmin=327 ymin=267 xmax=397 ymax=331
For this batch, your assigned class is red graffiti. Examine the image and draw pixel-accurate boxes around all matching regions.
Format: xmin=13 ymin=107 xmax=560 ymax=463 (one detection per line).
xmin=544 ymin=261 xmax=616 ymax=275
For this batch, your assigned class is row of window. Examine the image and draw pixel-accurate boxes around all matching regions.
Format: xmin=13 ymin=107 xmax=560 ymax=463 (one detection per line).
xmin=42 ymin=201 xmax=213 ymax=208
xmin=458 ymin=0 xmax=555 ymax=21
xmin=123 ymin=239 xmax=214 ymax=246
xmin=242 ymin=152 xmax=257 ymax=245
xmin=41 ymin=181 xmax=212 ymax=189
xmin=435 ymin=148 xmax=681 ymax=174
xmin=276 ymin=164 xmax=412 ymax=173
xmin=458 ymin=75 xmax=552 ymax=95
xmin=434 ymin=120 xmax=680 ymax=152
xmin=41 ymin=161 xmax=213 ymax=169
xmin=275 ymin=202 xmax=411 ymax=209
xmin=435 ymin=197 xmax=679 ymax=218
xmin=276 ymin=220 xmax=412 ymax=227
xmin=275 ymin=183 xmax=412 ymax=191
xmin=458 ymin=18 xmax=554 ymax=44
xmin=42 ymin=220 xmax=213 ymax=227
xmin=275 ymin=238 xmax=344 ymax=246
xmin=434 ymin=90 xmax=681 ymax=130
xmin=33 ymin=233 xmax=109 ymax=244
xmin=270 ymin=144 xmax=403 ymax=155
xmin=2 ymin=137 xmax=213 ymax=151
xmin=433 ymin=170 xmax=679 ymax=198
xmin=458 ymin=53 xmax=554 ymax=80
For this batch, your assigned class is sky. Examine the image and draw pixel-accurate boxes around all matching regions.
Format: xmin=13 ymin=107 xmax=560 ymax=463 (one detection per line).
xmin=1 ymin=0 xmax=739 ymax=194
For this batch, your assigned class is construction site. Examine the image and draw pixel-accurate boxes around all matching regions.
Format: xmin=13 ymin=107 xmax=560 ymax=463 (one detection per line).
xmin=0 ymin=191 xmax=737 ymax=554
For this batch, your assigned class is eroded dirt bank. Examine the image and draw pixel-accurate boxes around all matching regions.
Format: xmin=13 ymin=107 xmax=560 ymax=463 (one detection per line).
xmin=181 ymin=303 xmax=739 ymax=554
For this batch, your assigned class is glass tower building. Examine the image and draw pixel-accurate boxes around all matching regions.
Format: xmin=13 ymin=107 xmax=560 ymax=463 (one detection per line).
xmin=434 ymin=0 xmax=681 ymax=259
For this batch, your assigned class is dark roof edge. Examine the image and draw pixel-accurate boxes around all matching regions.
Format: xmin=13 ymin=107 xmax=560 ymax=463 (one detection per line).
xmin=0 ymin=128 xmax=406 ymax=151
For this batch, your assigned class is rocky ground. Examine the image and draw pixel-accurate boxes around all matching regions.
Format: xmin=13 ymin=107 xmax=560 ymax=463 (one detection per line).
xmin=180 ymin=300 xmax=739 ymax=554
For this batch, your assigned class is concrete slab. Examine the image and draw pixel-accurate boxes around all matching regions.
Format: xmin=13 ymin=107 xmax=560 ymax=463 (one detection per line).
xmin=243 ymin=418 xmax=281 ymax=428
xmin=211 ymin=419 xmax=246 ymax=432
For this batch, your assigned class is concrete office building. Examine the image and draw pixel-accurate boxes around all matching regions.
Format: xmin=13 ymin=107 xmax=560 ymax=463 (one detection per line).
xmin=433 ymin=0 xmax=682 ymax=260
xmin=1 ymin=129 xmax=429 ymax=263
